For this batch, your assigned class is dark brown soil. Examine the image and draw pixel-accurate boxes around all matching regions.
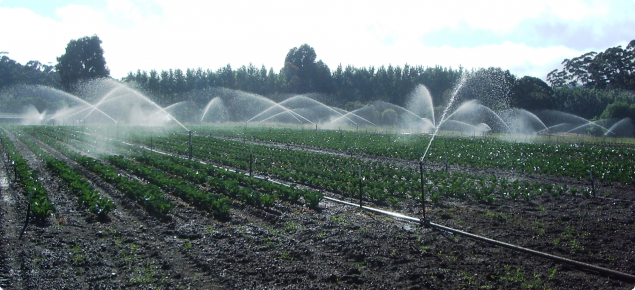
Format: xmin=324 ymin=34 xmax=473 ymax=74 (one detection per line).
xmin=0 ymin=130 xmax=634 ymax=289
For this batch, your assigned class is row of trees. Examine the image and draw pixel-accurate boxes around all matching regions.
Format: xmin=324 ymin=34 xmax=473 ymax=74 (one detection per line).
xmin=123 ymin=61 xmax=464 ymax=109
xmin=121 ymin=44 xmax=465 ymax=109
xmin=547 ymin=40 xmax=635 ymax=90
xmin=2 ymin=35 xmax=634 ymax=124
xmin=0 ymin=53 xmax=61 ymax=90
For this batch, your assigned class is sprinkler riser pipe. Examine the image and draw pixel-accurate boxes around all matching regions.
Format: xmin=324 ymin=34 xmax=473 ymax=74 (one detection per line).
xmin=419 ymin=161 xmax=425 ymax=221
xmin=358 ymin=165 xmax=362 ymax=207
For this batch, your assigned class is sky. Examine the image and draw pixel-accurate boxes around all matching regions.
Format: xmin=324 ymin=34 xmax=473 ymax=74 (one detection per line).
xmin=1 ymin=0 xmax=634 ymax=81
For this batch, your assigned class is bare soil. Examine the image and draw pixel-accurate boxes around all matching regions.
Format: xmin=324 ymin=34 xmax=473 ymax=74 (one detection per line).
xmin=0 ymin=130 xmax=634 ymax=289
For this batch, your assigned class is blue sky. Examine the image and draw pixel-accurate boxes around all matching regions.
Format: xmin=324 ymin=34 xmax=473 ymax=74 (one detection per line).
xmin=1 ymin=0 xmax=634 ymax=80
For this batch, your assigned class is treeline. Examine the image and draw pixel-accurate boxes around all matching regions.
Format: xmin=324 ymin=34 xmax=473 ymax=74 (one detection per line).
xmin=547 ymin=40 xmax=635 ymax=90
xmin=123 ymin=63 xmax=463 ymax=109
xmin=0 ymin=53 xmax=62 ymax=90
xmin=2 ymin=39 xmax=635 ymax=124
xmin=546 ymin=40 xmax=635 ymax=121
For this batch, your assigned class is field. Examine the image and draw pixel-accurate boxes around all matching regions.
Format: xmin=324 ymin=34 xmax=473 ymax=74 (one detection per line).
xmin=0 ymin=124 xmax=634 ymax=289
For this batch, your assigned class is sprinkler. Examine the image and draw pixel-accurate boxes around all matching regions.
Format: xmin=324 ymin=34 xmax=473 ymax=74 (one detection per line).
xmin=249 ymin=144 xmax=253 ymax=178
xmin=19 ymin=187 xmax=33 ymax=240
xmin=188 ymin=131 xmax=193 ymax=160
xmin=589 ymin=170 xmax=596 ymax=198
xmin=419 ymin=160 xmax=429 ymax=227
xmin=445 ymin=157 xmax=448 ymax=172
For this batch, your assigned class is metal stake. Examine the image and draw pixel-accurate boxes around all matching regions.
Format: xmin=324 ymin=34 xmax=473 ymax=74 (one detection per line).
xmin=358 ymin=165 xmax=362 ymax=207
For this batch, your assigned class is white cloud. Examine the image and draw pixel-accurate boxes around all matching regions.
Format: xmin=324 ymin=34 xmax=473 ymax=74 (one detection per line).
xmin=1 ymin=0 xmax=634 ymax=81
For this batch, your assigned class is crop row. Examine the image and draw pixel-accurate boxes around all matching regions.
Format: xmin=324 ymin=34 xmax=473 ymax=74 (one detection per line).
xmin=28 ymin=126 xmax=597 ymax=208
xmin=199 ymin=126 xmax=635 ymax=184
xmin=105 ymin=155 xmax=231 ymax=218
xmin=123 ymin=130 xmax=590 ymax=206
xmin=0 ymin=129 xmax=54 ymax=221
xmin=39 ymin=127 xmax=324 ymax=209
xmin=10 ymin=128 xmax=116 ymax=219
xmin=25 ymin=126 xmax=321 ymax=216
xmin=21 ymin=127 xmax=176 ymax=218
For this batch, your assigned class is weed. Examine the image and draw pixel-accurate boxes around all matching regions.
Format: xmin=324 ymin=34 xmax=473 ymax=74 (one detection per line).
xmin=569 ymin=239 xmax=584 ymax=252
xmin=130 ymin=263 xmax=156 ymax=284
xmin=500 ymin=265 xmax=525 ymax=283
xmin=331 ymin=216 xmax=345 ymax=223
xmin=71 ymin=244 xmax=86 ymax=264
xmin=281 ymin=252 xmax=292 ymax=259
xmin=283 ymin=221 xmax=297 ymax=232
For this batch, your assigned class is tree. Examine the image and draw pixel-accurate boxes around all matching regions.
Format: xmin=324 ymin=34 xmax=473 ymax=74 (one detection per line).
xmin=0 ymin=54 xmax=61 ymax=90
xmin=511 ymin=76 xmax=556 ymax=112
xmin=283 ymin=44 xmax=333 ymax=94
xmin=547 ymin=40 xmax=635 ymax=90
xmin=601 ymin=101 xmax=635 ymax=121
xmin=56 ymin=35 xmax=110 ymax=92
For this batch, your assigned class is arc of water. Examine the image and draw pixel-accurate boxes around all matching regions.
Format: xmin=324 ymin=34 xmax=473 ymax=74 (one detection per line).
xmin=247 ymin=103 xmax=293 ymax=123
xmin=421 ymin=73 xmax=468 ymax=161
xmin=501 ymin=108 xmax=549 ymax=134
xmin=54 ymin=105 xmax=95 ymax=121
xmin=247 ymin=103 xmax=313 ymax=124
xmin=259 ymin=109 xmax=315 ymax=125
xmin=566 ymin=120 xmax=614 ymax=135
xmin=439 ymin=119 xmax=489 ymax=131
xmin=281 ymin=96 xmax=361 ymax=125
xmin=66 ymin=96 xmax=118 ymax=123
xmin=83 ymin=86 xmax=120 ymax=120
xmin=543 ymin=123 xmax=572 ymax=133
xmin=604 ymin=118 xmax=632 ymax=136
xmin=144 ymin=101 xmax=187 ymax=121
xmin=332 ymin=101 xmax=426 ymax=126
xmin=123 ymin=87 xmax=189 ymax=131
xmin=200 ymin=97 xmax=220 ymax=122
xmin=442 ymin=100 xmax=511 ymax=132
xmin=329 ymin=109 xmax=381 ymax=126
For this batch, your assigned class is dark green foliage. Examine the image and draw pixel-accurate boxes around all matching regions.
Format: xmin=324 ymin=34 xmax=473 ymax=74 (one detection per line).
xmin=547 ymin=40 xmax=635 ymax=90
xmin=1 ymin=131 xmax=54 ymax=221
xmin=553 ymin=87 xmax=635 ymax=120
xmin=0 ymin=54 xmax=61 ymax=91
xmin=46 ymin=159 xmax=115 ymax=219
xmin=56 ymin=35 xmax=110 ymax=92
xmin=600 ymin=101 xmax=635 ymax=121
xmin=511 ymin=76 xmax=557 ymax=112
xmin=21 ymin=127 xmax=175 ymax=218
xmin=14 ymin=128 xmax=116 ymax=219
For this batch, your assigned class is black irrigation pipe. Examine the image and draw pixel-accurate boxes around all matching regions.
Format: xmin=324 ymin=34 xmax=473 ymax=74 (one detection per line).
xmin=323 ymin=196 xmax=635 ymax=283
